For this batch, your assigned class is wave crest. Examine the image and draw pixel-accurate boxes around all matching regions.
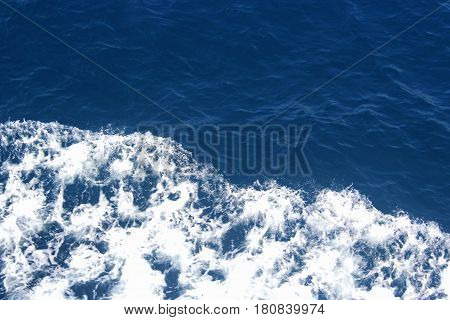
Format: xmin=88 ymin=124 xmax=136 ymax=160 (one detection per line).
xmin=0 ymin=121 xmax=448 ymax=299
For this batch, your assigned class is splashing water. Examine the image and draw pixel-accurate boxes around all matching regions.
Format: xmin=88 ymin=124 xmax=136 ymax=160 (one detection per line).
xmin=0 ymin=121 xmax=448 ymax=299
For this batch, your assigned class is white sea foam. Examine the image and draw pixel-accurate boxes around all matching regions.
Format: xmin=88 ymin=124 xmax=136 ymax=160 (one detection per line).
xmin=0 ymin=120 xmax=448 ymax=300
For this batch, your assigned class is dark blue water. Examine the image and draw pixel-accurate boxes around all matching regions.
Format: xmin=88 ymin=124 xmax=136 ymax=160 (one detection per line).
xmin=0 ymin=0 xmax=450 ymax=300
xmin=3 ymin=0 xmax=448 ymax=229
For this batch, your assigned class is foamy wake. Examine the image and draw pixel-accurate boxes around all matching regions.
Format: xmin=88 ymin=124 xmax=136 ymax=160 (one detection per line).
xmin=0 ymin=121 xmax=448 ymax=300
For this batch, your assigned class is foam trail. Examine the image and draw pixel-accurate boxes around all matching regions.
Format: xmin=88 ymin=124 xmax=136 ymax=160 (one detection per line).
xmin=0 ymin=121 xmax=448 ymax=300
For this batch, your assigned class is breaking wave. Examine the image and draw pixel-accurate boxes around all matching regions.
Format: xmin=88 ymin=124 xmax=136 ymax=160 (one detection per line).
xmin=0 ymin=120 xmax=448 ymax=299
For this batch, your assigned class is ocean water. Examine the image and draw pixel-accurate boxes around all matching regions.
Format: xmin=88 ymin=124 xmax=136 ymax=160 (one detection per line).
xmin=0 ymin=0 xmax=449 ymax=299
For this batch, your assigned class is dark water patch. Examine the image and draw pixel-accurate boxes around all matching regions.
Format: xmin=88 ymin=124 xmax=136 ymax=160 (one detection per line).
xmin=118 ymin=216 xmax=143 ymax=229
xmin=390 ymin=275 xmax=407 ymax=298
xmin=30 ymin=221 xmax=64 ymax=250
xmin=68 ymin=278 xmax=119 ymax=300
xmin=63 ymin=178 xmax=101 ymax=213
xmin=317 ymin=289 xmax=328 ymax=300
xmin=164 ymin=268 xmax=181 ymax=300
xmin=0 ymin=252 xmax=6 ymax=300
xmin=207 ymin=269 xmax=225 ymax=282
xmin=55 ymin=235 xmax=78 ymax=268
xmin=221 ymin=221 xmax=256 ymax=255
xmin=122 ymin=175 xmax=158 ymax=211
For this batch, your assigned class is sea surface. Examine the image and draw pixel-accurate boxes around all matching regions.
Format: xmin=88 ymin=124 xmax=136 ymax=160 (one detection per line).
xmin=0 ymin=0 xmax=449 ymax=299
